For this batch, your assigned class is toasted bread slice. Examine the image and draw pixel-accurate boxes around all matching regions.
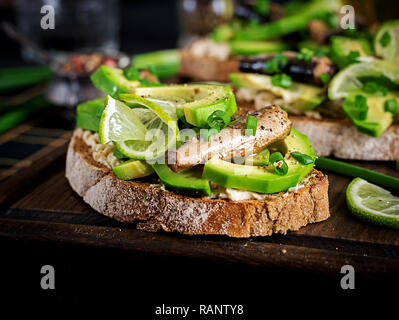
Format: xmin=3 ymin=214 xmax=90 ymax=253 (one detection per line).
xmin=66 ymin=129 xmax=330 ymax=237
xmin=291 ymin=116 xmax=399 ymax=161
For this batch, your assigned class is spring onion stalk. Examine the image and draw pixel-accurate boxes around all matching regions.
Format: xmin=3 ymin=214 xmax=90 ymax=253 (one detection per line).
xmin=316 ymin=157 xmax=399 ymax=192
xmin=0 ymin=95 xmax=51 ymax=134
xmin=0 ymin=66 xmax=51 ymax=93
xmin=235 ymin=0 xmax=342 ymax=41
xmin=245 ymin=115 xmax=258 ymax=136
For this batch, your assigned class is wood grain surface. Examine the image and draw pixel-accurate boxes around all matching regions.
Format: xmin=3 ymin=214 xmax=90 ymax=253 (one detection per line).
xmin=0 ymin=144 xmax=398 ymax=275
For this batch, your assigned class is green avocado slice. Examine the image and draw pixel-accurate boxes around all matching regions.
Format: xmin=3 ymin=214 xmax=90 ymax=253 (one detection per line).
xmin=132 ymin=84 xmax=237 ymax=128
xmin=90 ymin=65 xmax=141 ymax=98
xmin=230 ymin=73 xmax=324 ymax=111
xmin=202 ymin=128 xmax=315 ymax=194
xmin=152 ymin=164 xmax=211 ymax=197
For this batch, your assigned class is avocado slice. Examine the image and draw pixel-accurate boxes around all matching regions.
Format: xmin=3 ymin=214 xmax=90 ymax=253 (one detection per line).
xmin=330 ymin=36 xmax=372 ymax=69
xmin=113 ymin=159 xmax=154 ymax=180
xmin=202 ymin=128 xmax=315 ymax=194
xmin=90 ymin=65 xmax=141 ymax=98
xmin=230 ymin=73 xmax=324 ymax=111
xmin=152 ymin=164 xmax=211 ymax=197
xmin=343 ymin=93 xmax=398 ymax=137
xmin=76 ymin=97 xmax=106 ymax=132
xmin=230 ymin=40 xmax=289 ymax=55
xmin=132 ymin=84 xmax=237 ymax=128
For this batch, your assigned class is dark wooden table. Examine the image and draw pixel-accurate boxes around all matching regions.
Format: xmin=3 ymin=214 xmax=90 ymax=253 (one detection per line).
xmin=1 ymin=121 xmax=399 ymax=279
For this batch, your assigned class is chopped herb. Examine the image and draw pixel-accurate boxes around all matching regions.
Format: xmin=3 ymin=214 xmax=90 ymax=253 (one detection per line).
xmin=362 ymin=81 xmax=388 ymax=96
xmin=142 ymin=194 xmax=147 ymax=201
xmin=343 ymin=94 xmax=368 ymax=121
xmin=264 ymin=53 xmax=288 ymax=74
xmin=320 ymin=73 xmax=331 ymax=85
xmin=291 ymin=152 xmax=314 ymax=165
xmin=296 ymin=48 xmax=312 ymax=62
xmin=347 ymin=50 xmax=360 ymax=64
xmin=207 ymin=110 xmax=231 ymax=131
xmin=245 ymin=115 xmax=258 ymax=136
xmin=380 ymin=31 xmax=391 ymax=48
xmin=271 ymin=73 xmax=292 ymax=89
xmin=270 ymin=152 xmax=288 ymax=176
xmin=123 ymin=67 xmax=140 ymax=80
xmin=385 ymin=98 xmax=398 ymax=114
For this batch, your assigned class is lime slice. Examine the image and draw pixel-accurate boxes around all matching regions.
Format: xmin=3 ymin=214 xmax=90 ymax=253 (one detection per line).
xmin=115 ymin=94 xmax=179 ymax=160
xmin=99 ymin=96 xmax=146 ymax=144
xmin=374 ymin=20 xmax=399 ymax=61
xmin=99 ymin=95 xmax=179 ymax=160
xmin=346 ymin=178 xmax=399 ymax=229
xmin=328 ymin=60 xmax=399 ymax=100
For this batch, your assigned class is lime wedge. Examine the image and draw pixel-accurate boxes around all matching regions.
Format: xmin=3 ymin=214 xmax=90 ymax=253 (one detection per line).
xmin=116 ymin=94 xmax=179 ymax=160
xmin=374 ymin=20 xmax=399 ymax=61
xmin=328 ymin=60 xmax=399 ymax=100
xmin=99 ymin=95 xmax=179 ymax=160
xmin=346 ymin=178 xmax=399 ymax=229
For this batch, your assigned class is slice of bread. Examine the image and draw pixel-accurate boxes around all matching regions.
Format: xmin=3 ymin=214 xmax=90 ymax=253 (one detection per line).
xmin=291 ymin=116 xmax=399 ymax=161
xmin=66 ymin=129 xmax=330 ymax=237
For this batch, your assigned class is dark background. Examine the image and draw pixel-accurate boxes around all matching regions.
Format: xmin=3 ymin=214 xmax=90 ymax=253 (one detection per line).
xmin=0 ymin=0 xmax=398 ymax=314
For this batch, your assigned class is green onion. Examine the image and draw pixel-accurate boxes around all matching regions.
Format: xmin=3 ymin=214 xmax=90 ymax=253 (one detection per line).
xmin=245 ymin=149 xmax=270 ymax=166
xmin=123 ymin=67 xmax=140 ymax=80
xmin=264 ymin=53 xmax=288 ymax=74
xmin=291 ymin=152 xmax=314 ymax=165
xmin=270 ymin=152 xmax=288 ymax=176
xmin=207 ymin=110 xmax=231 ymax=131
xmin=320 ymin=73 xmax=331 ymax=85
xmin=380 ymin=31 xmax=391 ymax=48
xmin=362 ymin=81 xmax=388 ymax=96
xmin=271 ymin=73 xmax=292 ymax=89
xmin=347 ymin=50 xmax=360 ymax=65
xmin=385 ymin=98 xmax=398 ymax=114
xmin=315 ymin=157 xmax=399 ymax=192
xmin=296 ymin=48 xmax=313 ymax=62
xmin=343 ymin=95 xmax=368 ymax=121
xmin=245 ymin=115 xmax=258 ymax=136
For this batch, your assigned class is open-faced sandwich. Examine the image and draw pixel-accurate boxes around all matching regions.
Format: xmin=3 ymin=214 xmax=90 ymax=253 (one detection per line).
xmin=131 ymin=0 xmax=399 ymax=161
xmin=66 ymin=64 xmax=329 ymax=237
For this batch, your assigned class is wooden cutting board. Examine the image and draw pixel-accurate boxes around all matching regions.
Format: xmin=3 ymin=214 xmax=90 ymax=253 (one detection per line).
xmin=0 ymin=132 xmax=398 ymax=276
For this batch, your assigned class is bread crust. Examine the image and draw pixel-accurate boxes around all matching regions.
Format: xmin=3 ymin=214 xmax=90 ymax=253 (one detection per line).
xmin=66 ymin=129 xmax=330 ymax=237
xmin=291 ymin=116 xmax=399 ymax=161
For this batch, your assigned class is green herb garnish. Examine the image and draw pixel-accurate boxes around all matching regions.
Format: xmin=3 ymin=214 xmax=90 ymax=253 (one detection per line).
xmin=362 ymin=81 xmax=388 ymax=96
xmin=320 ymin=73 xmax=331 ymax=85
xmin=291 ymin=152 xmax=314 ymax=165
xmin=264 ymin=53 xmax=288 ymax=74
xmin=207 ymin=110 xmax=231 ymax=131
xmin=245 ymin=115 xmax=258 ymax=136
xmin=343 ymin=94 xmax=369 ymax=121
xmin=380 ymin=31 xmax=391 ymax=48
xmin=271 ymin=73 xmax=292 ymax=88
xmin=270 ymin=152 xmax=288 ymax=176
xmin=254 ymin=0 xmax=270 ymax=16
xmin=385 ymin=98 xmax=398 ymax=114
xmin=296 ymin=48 xmax=313 ymax=62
